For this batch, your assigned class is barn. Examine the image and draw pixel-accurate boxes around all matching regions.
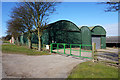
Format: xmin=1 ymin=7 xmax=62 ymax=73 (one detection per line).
xmin=90 ymin=26 xmax=106 ymax=49
xmin=41 ymin=20 xmax=81 ymax=45
xmin=106 ymin=36 xmax=120 ymax=47
xmin=18 ymin=20 xmax=106 ymax=49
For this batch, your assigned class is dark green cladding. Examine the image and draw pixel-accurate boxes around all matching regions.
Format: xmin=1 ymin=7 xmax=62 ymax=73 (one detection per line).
xmin=80 ymin=26 xmax=92 ymax=50
xmin=19 ymin=33 xmax=28 ymax=45
xmin=101 ymin=36 xmax=106 ymax=49
xmin=41 ymin=20 xmax=81 ymax=45
xmin=31 ymin=32 xmax=38 ymax=44
xmin=91 ymin=26 xmax=106 ymax=49
xmin=91 ymin=26 xmax=106 ymax=35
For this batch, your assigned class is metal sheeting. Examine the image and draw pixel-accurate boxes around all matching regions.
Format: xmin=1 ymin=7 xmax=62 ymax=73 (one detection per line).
xmin=91 ymin=26 xmax=106 ymax=49
xmin=18 ymin=20 xmax=106 ymax=50
xmin=101 ymin=36 xmax=106 ymax=49
xmin=31 ymin=32 xmax=38 ymax=44
xmin=80 ymin=26 xmax=92 ymax=50
xmin=91 ymin=26 xmax=106 ymax=35
xmin=92 ymin=37 xmax=101 ymax=49
xmin=106 ymin=36 xmax=120 ymax=43
xmin=41 ymin=20 xmax=81 ymax=45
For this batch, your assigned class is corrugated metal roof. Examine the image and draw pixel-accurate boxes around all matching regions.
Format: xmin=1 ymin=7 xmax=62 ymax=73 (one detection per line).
xmin=106 ymin=36 xmax=120 ymax=43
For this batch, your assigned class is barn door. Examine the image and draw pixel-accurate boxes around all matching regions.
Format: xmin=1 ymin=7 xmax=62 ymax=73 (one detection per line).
xmin=92 ymin=37 xmax=101 ymax=49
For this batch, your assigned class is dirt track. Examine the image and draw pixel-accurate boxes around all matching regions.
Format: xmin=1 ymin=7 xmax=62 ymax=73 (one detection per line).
xmin=2 ymin=53 xmax=88 ymax=78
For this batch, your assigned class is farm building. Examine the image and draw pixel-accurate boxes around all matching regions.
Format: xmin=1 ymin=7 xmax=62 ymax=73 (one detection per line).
xmin=79 ymin=25 xmax=106 ymax=49
xmin=18 ymin=20 xmax=106 ymax=49
xmin=106 ymin=36 xmax=120 ymax=47
xmin=90 ymin=26 xmax=106 ymax=49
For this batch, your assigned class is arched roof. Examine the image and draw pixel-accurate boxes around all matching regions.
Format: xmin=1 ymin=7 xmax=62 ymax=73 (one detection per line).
xmin=47 ymin=20 xmax=80 ymax=32
xmin=80 ymin=26 xmax=91 ymax=31
xmin=91 ymin=25 xmax=106 ymax=35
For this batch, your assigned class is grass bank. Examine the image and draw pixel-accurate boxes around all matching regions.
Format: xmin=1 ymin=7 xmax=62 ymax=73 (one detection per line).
xmin=2 ymin=44 xmax=50 ymax=55
xmin=68 ymin=61 xmax=118 ymax=78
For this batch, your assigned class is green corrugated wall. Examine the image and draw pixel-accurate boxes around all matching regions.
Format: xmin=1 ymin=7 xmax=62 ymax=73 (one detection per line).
xmin=91 ymin=26 xmax=106 ymax=49
xmin=31 ymin=32 xmax=38 ymax=44
xmin=101 ymin=36 xmax=106 ymax=49
xmin=80 ymin=26 xmax=92 ymax=50
xmin=41 ymin=20 xmax=81 ymax=45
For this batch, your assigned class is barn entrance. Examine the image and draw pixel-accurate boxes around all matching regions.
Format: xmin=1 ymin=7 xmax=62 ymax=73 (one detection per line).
xmin=92 ymin=37 xmax=101 ymax=49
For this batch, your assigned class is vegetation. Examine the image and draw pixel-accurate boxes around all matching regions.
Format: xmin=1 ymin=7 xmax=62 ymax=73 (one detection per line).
xmin=6 ymin=2 xmax=59 ymax=51
xmin=7 ymin=18 xmax=25 ymax=40
xmin=24 ymin=2 xmax=59 ymax=51
xmin=68 ymin=61 xmax=118 ymax=78
xmin=2 ymin=44 xmax=50 ymax=55
xmin=3 ymin=41 xmax=10 ymax=43
xmin=2 ymin=35 xmax=12 ymax=41
xmin=10 ymin=3 xmax=34 ymax=49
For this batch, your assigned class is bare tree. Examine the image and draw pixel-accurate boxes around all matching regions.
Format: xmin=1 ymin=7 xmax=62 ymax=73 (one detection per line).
xmin=101 ymin=0 xmax=120 ymax=12
xmin=10 ymin=3 xmax=34 ymax=48
xmin=7 ymin=18 xmax=25 ymax=44
xmin=24 ymin=2 xmax=59 ymax=51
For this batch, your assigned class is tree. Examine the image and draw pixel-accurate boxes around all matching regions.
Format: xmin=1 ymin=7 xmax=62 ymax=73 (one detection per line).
xmin=7 ymin=18 xmax=25 ymax=44
xmin=2 ymin=35 xmax=12 ymax=41
xmin=10 ymin=3 xmax=34 ymax=48
xmin=24 ymin=2 xmax=58 ymax=51
xmin=101 ymin=0 xmax=120 ymax=12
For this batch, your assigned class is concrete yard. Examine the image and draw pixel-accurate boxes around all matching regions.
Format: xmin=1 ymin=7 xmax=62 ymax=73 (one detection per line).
xmin=2 ymin=53 xmax=89 ymax=78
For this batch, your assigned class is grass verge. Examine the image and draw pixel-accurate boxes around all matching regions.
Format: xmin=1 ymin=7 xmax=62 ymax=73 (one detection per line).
xmin=3 ymin=41 xmax=10 ymax=43
xmin=68 ymin=61 xmax=118 ymax=78
xmin=2 ymin=44 xmax=50 ymax=55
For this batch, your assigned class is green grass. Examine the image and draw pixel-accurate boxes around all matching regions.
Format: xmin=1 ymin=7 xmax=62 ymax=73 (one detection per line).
xmin=2 ymin=44 xmax=50 ymax=55
xmin=3 ymin=41 xmax=10 ymax=43
xmin=68 ymin=61 xmax=118 ymax=78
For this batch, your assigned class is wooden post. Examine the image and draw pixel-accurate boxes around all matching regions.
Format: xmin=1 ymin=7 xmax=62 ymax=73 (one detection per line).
xmin=50 ymin=44 xmax=53 ymax=53
xmin=92 ymin=43 xmax=96 ymax=62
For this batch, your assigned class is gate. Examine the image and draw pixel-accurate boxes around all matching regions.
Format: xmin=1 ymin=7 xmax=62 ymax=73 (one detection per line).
xmin=50 ymin=43 xmax=93 ymax=59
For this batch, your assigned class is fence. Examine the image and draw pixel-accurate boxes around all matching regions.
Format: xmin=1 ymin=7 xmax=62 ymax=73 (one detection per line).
xmin=50 ymin=43 xmax=93 ymax=59
xmin=94 ymin=53 xmax=119 ymax=67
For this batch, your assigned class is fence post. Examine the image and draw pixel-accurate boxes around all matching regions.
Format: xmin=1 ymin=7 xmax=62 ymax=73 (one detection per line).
xmin=57 ymin=43 xmax=59 ymax=53
xmin=70 ymin=44 xmax=71 ymax=55
xmin=50 ymin=43 xmax=53 ymax=53
xmin=43 ymin=44 xmax=45 ymax=50
xmin=79 ymin=45 xmax=81 ymax=57
xmin=64 ymin=44 xmax=66 ymax=54
xmin=92 ymin=43 xmax=96 ymax=62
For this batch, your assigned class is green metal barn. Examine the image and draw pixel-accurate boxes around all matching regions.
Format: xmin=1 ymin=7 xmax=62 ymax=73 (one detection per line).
xmin=79 ymin=25 xmax=106 ymax=49
xmin=90 ymin=26 xmax=106 ymax=49
xmin=18 ymin=20 xmax=106 ymax=49
xmin=41 ymin=20 xmax=81 ymax=45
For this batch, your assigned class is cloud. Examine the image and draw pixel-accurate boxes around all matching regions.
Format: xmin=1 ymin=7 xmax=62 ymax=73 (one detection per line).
xmin=103 ymin=23 xmax=118 ymax=36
